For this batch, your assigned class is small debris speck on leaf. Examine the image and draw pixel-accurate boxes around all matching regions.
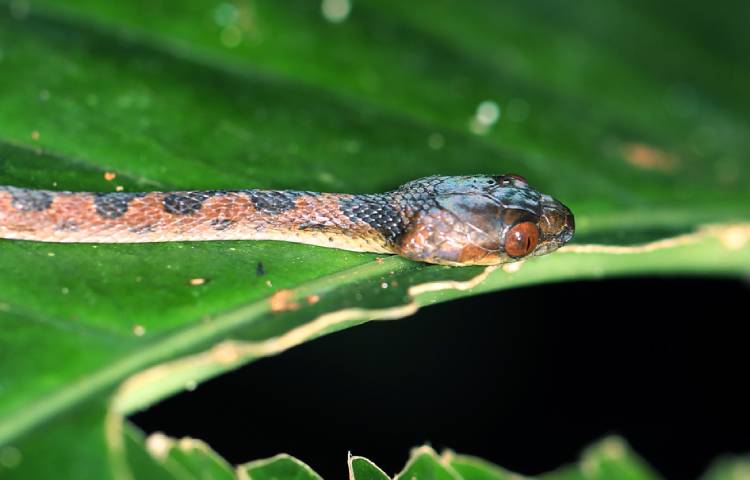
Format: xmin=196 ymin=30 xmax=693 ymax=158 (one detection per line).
xmin=269 ymin=289 xmax=300 ymax=312
xmin=306 ymin=294 xmax=320 ymax=305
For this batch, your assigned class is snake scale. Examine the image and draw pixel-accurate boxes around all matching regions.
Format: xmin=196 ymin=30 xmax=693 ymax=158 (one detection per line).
xmin=0 ymin=174 xmax=574 ymax=266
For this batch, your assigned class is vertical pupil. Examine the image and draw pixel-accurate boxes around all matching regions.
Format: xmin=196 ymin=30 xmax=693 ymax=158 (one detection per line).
xmin=505 ymin=222 xmax=539 ymax=257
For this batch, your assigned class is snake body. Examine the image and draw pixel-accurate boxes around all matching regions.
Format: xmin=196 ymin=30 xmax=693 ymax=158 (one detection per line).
xmin=0 ymin=175 xmax=574 ymax=266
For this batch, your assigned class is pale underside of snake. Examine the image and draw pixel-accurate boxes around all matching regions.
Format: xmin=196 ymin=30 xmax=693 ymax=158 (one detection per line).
xmin=0 ymin=174 xmax=574 ymax=266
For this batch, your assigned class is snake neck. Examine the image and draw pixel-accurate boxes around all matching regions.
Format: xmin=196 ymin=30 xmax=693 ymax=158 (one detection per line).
xmin=0 ymin=186 xmax=407 ymax=254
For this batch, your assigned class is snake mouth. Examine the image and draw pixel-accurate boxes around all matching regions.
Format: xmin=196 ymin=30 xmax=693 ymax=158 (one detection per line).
xmin=557 ymin=207 xmax=575 ymax=244
xmin=536 ymin=196 xmax=575 ymax=253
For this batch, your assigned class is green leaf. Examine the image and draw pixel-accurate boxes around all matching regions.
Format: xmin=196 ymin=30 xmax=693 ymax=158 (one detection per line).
xmin=446 ymin=438 xmax=660 ymax=480
xmin=447 ymin=453 xmax=520 ymax=480
xmin=349 ymin=456 xmax=391 ymax=480
xmin=0 ymin=0 xmax=748 ymax=478
xmin=700 ymin=455 xmax=750 ymax=480
xmin=239 ymin=454 xmax=322 ymax=480
xmin=98 ymin=434 xmax=669 ymax=480
xmin=124 ymin=428 xmax=235 ymax=480
xmin=537 ymin=437 xmax=662 ymax=480
xmin=394 ymin=447 xmax=460 ymax=480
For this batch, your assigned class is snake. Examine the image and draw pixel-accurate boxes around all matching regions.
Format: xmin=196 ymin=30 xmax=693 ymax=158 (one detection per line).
xmin=0 ymin=174 xmax=574 ymax=266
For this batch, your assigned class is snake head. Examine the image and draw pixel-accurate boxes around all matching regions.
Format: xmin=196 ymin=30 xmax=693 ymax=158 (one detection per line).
xmin=395 ymin=174 xmax=574 ymax=266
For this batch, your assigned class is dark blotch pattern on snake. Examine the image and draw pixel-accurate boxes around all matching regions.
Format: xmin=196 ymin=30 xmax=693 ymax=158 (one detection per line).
xmin=1 ymin=186 xmax=53 ymax=212
xmin=247 ymin=190 xmax=304 ymax=215
xmin=339 ymin=194 xmax=406 ymax=243
xmin=163 ymin=191 xmax=216 ymax=215
xmin=93 ymin=192 xmax=147 ymax=219
xmin=0 ymin=175 xmax=574 ymax=266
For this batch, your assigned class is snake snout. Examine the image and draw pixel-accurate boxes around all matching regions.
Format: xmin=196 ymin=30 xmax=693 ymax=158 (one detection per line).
xmin=561 ymin=209 xmax=575 ymax=243
xmin=539 ymin=197 xmax=575 ymax=247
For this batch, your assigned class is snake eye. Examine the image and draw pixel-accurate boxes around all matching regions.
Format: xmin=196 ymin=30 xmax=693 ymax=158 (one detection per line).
xmin=495 ymin=173 xmax=528 ymax=185
xmin=505 ymin=221 xmax=539 ymax=257
xmin=506 ymin=173 xmax=528 ymax=184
